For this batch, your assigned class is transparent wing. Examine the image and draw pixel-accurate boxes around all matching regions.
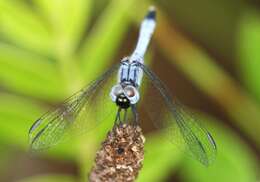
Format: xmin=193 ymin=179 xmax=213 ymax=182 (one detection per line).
xmin=139 ymin=63 xmax=217 ymax=166
xmin=29 ymin=64 xmax=119 ymax=151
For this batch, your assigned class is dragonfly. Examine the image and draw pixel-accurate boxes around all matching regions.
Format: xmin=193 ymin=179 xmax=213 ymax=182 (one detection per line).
xmin=29 ymin=7 xmax=217 ymax=166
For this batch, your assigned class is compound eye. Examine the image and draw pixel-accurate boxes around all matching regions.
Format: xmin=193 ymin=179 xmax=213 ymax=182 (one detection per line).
xmin=110 ymin=84 xmax=124 ymax=102
xmin=124 ymin=85 xmax=136 ymax=98
xmin=112 ymin=85 xmax=123 ymax=96
xmin=124 ymin=85 xmax=139 ymax=104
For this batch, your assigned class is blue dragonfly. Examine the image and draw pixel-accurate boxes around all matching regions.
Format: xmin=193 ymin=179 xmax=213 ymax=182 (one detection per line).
xmin=29 ymin=7 xmax=217 ymax=166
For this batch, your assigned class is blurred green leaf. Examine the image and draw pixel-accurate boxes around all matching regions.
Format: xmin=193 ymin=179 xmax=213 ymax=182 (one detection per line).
xmin=0 ymin=43 xmax=64 ymax=100
xmin=79 ymin=0 xmax=136 ymax=83
xmin=181 ymin=114 xmax=259 ymax=182
xmin=31 ymin=0 xmax=93 ymax=94
xmin=17 ymin=174 xmax=76 ymax=182
xmin=0 ymin=0 xmax=53 ymax=55
xmin=238 ymin=7 xmax=260 ymax=102
xmin=0 ymin=93 xmax=45 ymax=148
xmin=33 ymin=0 xmax=92 ymax=55
xmin=0 ymin=93 xmax=77 ymax=159
xmin=137 ymin=132 xmax=183 ymax=182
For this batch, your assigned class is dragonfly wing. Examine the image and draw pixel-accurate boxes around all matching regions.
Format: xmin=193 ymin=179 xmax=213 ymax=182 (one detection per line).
xmin=29 ymin=64 xmax=119 ymax=151
xmin=140 ymin=63 xmax=217 ymax=166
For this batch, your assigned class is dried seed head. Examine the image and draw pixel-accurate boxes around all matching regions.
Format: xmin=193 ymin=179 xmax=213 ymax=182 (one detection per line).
xmin=89 ymin=124 xmax=145 ymax=182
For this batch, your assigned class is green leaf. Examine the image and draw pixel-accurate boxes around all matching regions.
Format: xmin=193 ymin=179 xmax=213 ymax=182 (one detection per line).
xmin=0 ymin=0 xmax=53 ymax=55
xmin=33 ymin=0 xmax=93 ymax=55
xmin=238 ymin=7 xmax=260 ymax=102
xmin=32 ymin=0 xmax=93 ymax=94
xmin=0 ymin=93 xmax=46 ymax=148
xmin=0 ymin=43 xmax=64 ymax=101
xmin=181 ymin=114 xmax=259 ymax=182
xmin=0 ymin=93 xmax=77 ymax=159
xmin=137 ymin=132 xmax=183 ymax=182
xmin=17 ymin=175 xmax=76 ymax=182
xmin=79 ymin=0 xmax=136 ymax=83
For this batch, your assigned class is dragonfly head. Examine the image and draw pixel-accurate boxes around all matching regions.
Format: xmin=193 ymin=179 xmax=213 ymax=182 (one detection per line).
xmin=110 ymin=84 xmax=140 ymax=108
xmin=116 ymin=93 xmax=130 ymax=109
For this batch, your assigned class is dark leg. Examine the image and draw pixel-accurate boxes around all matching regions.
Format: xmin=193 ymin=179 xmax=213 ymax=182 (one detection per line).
xmin=114 ymin=107 xmax=121 ymax=126
xmin=131 ymin=104 xmax=139 ymax=125
xmin=123 ymin=109 xmax=128 ymax=123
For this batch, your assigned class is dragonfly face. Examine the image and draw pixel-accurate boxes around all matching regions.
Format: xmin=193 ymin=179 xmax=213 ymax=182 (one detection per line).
xmin=110 ymin=83 xmax=140 ymax=109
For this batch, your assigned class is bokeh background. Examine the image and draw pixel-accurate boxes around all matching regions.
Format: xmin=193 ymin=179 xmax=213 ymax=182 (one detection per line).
xmin=0 ymin=0 xmax=260 ymax=181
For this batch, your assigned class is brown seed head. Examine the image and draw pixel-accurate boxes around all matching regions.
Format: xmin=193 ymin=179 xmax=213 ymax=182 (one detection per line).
xmin=89 ymin=124 xmax=145 ymax=182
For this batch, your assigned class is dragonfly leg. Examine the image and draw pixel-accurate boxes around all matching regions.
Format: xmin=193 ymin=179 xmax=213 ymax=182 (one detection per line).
xmin=122 ymin=109 xmax=128 ymax=124
xmin=131 ymin=104 xmax=139 ymax=125
xmin=114 ymin=107 xmax=122 ymax=127
xmin=118 ymin=109 xmax=127 ymax=127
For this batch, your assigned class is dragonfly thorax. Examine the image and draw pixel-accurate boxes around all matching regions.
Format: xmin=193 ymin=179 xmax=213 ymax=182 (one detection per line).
xmin=118 ymin=58 xmax=144 ymax=88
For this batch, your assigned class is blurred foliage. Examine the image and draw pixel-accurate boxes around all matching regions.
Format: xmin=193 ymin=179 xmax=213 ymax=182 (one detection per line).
xmin=17 ymin=175 xmax=77 ymax=182
xmin=238 ymin=6 xmax=260 ymax=102
xmin=181 ymin=114 xmax=258 ymax=182
xmin=0 ymin=0 xmax=259 ymax=182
